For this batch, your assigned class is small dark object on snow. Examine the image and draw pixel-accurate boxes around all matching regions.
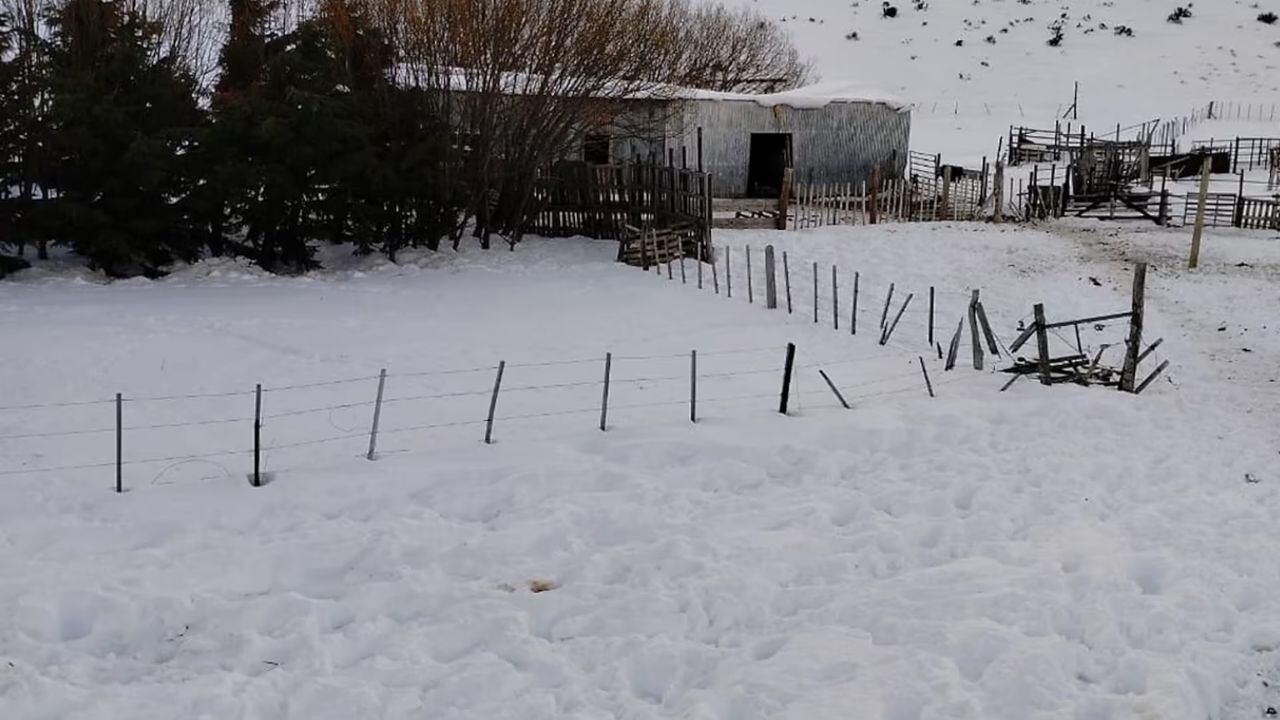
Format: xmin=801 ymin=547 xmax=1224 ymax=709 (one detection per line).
xmin=1246 ymin=473 xmax=1261 ymax=484
xmin=1218 ymin=326 xmax=1228 ymax=332
xmin=882 ymin=3 xmax=898 ymax=19
xmin=1242 ymin=348 xmax=1253 ymax=353
xmin=1236 ymin=261 xmax=1253 ymax=268
xmin=1088 ymin=276 xmax=1102 ymax=287
xmin=1167 ymin=6 xmax=1193 ymax=24
xmin=1265 ymin=706 xmax=1276 ymax=716
xmin=1258 ymin=12 xmax=1278 ymax=25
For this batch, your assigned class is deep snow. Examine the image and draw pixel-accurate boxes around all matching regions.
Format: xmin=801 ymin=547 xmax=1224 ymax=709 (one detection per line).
xmin=5 ymin=0 xmax=1280 ymax=717
xmin=3 ymin=222 xmax=1280 ymax=718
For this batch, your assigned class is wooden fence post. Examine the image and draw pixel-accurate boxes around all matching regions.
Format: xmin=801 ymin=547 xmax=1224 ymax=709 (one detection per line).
xmin=993 ymin=160 xmax=1005 ymax=223
xmin=1119 ymin=263 xmax=1147 ymax=392
xmin=1189 ymin=154 xmax=1211 ymax=269
xmin=1033 ymin=304 xmax=1051 ymax=385
xmin=746 ymin=246 xmax=754 ymax=303
xmin=764 ymin=245 xmax=778 ymax=309
xmin=969 ymin=290 xmax=984 ymax=370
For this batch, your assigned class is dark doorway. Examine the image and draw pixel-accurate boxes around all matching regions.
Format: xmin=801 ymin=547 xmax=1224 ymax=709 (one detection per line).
xmin=583 ymin=133 xmax=612 ymax=165
xmin=747 ymin=133 xmax=792 ymax=198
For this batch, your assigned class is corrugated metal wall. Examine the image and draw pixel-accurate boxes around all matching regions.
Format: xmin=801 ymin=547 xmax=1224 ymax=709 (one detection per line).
xmin=604 ymin=99 xmax=912 ymax=198
xmin=673 ymin=100 xmax=911 ymax=197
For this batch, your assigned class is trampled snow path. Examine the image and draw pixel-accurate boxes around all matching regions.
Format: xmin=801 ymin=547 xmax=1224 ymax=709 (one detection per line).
xmin=2 ymin=225 xmax=1279 ymax=718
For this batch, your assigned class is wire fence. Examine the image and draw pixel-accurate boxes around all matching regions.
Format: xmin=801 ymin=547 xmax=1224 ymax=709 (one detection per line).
xmin=0 ymin=332 xmax=1005 ymax=490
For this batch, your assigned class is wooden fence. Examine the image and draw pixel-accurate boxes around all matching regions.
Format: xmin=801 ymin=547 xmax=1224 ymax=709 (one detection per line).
xmin=790 ymin=175 xmax=986 ymax=229
xmin=526 ymin=160 xmax=711 ymax=255
xmin=1236 ymin=196 xmax=1280 ymax=230
xmin=1189 ymin=137 xmax=1280 ymax=174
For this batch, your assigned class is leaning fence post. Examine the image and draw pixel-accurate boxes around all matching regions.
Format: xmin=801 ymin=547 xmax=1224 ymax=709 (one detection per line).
xmin=818 ymin=370 xmax=851 ymax=409
xmin=975 ymin=302 xmax=1000 ymax=355
xmin=115 ymin=392 xmax=123 ymax=494
xmin=484 ymin=361 xmax=506 ymax=444
xmin=690 ymin=350 xmax=698 ymax=423
xmin=779 ymin=343 xmax=796 ymax=415
xmin=880 ymin=293 xmax=914 ymax=345
xmin=945 ymin=319 xmax=963 ymax=371
xmin=253 ymin=383 xmax=262 ymax=487
xmin=366 ymin=368 xmax=387 ymax=460
xmin=879 ymin=283 xmax=895 ymax=330
xmin=599 ymin=352 xmax=612 ymax=431
xmin=968 ymin=290 xmax=984 ymax=370
xmin=746 ymin=246 xmax=754 ymax=303
xmin=918 ymin=357 xmax=935 ymax=398
xmin=764 ymin=245 xmax=778 ymax=309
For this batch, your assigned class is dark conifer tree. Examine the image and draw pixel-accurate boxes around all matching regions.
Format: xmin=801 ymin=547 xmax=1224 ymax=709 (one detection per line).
xmin=41 ymin=0 xmax=202 ymax=276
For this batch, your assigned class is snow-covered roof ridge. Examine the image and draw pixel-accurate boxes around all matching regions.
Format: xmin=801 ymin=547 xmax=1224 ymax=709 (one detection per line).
xmin=675 ymin=81 xmax=908 ymax=111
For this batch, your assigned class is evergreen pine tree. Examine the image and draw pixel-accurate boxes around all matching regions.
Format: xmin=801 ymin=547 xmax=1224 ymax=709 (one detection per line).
xmin=41 ymin=0 xmax=202 ymax=276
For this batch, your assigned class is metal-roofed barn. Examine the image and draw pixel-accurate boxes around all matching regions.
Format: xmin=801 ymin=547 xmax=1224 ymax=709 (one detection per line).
xmin=598 ymin=83 xmax=912 ymax=198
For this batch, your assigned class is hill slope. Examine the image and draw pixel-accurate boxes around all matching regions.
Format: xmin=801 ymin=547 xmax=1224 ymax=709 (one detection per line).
xmin=736 ymin=0 xmax=1280 ymax=159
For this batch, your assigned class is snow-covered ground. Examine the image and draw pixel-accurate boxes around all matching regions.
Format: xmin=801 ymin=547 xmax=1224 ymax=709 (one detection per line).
xmin=3 ymin=221 xmax=1280 ymax=718
xmin=5 ymin=1 xmax=1280 ymax=718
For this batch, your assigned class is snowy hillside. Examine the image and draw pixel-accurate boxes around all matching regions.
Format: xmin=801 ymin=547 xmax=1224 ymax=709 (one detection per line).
xmin=734 ymin=0 xmax=1280 ymax=159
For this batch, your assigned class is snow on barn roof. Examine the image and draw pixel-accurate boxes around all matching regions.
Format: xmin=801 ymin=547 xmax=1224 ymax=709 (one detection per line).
xmin=417 ymin=67 xmax=905 ymax=111
xmin=656 ymin=82 xmax=908 ymax=111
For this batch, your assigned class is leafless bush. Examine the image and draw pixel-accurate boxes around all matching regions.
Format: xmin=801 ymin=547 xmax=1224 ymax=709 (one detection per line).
xmin=672 ymin=3 xmax=813 ymax=93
